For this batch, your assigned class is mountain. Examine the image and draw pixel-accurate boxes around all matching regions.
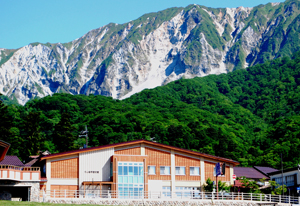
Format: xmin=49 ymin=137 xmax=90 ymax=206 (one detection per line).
xmin=3 ymin=51 xmax=300 ymax=168
xmin=1 ymin=0 xmax=300 ymax=105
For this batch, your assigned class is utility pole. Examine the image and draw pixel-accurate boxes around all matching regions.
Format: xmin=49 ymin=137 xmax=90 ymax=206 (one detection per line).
xmin=215 ymin=162 xmax=220 ymax=199
xmin=281 ymin=153 xmax=284 ymax=196
xmin=216 ymin=173 xmax=219 ymax=199
xmin=215 ymin=162 xmax=225 ymax=200
xmin=79 ymin=125 xmax=89 ymax=148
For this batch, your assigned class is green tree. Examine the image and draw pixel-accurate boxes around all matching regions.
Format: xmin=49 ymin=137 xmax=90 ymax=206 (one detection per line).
xmin=21 ymin=111 xmax=45 ymax=158
xmin=0 ymin=94 xmax=13 ymax=142
xmin=204 ymin=178 xmax=214 ymax=192
xmin=268 ymin=180 xmax=287 ymax=195
xmin=53 ymin=112 xmax=77 ymax=152
xmin=237 ymin=176 xmax=260 ymax=193
xmin=218 ymin=180 xmax=230 ymax=192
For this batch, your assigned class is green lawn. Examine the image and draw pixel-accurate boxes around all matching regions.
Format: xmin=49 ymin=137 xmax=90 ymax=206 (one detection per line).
xmin=0 ymin=201 xmax=94 ymax=206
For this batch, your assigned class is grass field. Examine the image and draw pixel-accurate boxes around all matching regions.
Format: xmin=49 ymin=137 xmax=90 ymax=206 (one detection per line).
xmin=0 ymin=201 xmax=93 ymax=206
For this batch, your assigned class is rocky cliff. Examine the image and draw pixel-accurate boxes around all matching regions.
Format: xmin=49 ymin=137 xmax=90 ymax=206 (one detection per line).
xmin=1 ymin=0 xmax=300 ymax=105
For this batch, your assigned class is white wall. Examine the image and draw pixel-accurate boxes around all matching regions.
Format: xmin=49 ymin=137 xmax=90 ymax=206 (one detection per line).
xmin=51 ymin=178 xmax=78 ymax=185
xmin=2 ymin=171 xmax=7 ymax=178
xmin=9 ymin=171 xmax=14 ymax=179
xmin=174 ymin=181 xmax=201 ymax=187
xmin=23 ymin=172 xmax=30 ymax=180
xmin=148 ymin=180 xmax=163 ymax=192
xmin=16 ymin=172 xmax=20 ymax=180
xmin=79 ymin=148 xmax=114 ymax=186
xmin=270 ymin=170 xmax=300 ymax=185
xmin=32 ymin=173 xmax=39 ymax=181
xmin=46 ymin=159 xmax=51 ymax=190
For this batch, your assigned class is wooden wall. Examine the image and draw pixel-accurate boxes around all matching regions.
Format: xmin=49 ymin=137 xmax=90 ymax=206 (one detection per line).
xmin=115 ymin=147 xmax=141 ymax=155
xmin=145 ymin=147 xmax=171 ymax=180
xmin=175 ymin=154 xmax=201 ymax=181
xmin=51 ymin=157 xmax=78 ymax=179
xmin=204 ymin=161 xmax=230 ymax=182
xmin=50 ymin=185 xmax=79 ymax=197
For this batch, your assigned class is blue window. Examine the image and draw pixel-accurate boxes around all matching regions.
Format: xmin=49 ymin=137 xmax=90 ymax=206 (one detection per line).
xmin=124 ymin=166 xmax=128 ymax=175
xmin=118 ymin=176 xmax=123 ymax=183
xmin=118 ymin=166 xmax=123 ymax=175
xmin=129 ymin=176 xmax=133 ymax=183
xmin=118 ymin=162 xmax=144 ymax=199
xmin=134 ymin=166 xmax=138 ymax=175
xmin=134 ymin=176 xmax=138 ymax=183
xmin=129 ymin=166 xmax=133 ymax=175
xmin=124 ymin=176 xmax=128 ymax=183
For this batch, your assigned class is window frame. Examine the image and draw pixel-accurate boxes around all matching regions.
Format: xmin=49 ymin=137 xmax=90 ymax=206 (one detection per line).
xmin=148 ymin=165 xmax=156 ymax=175
xmin=175 ymin=166 xmax=186 ymax=175
xmin=189 ymin=166 xmax=200 ymax=176
xmin=286 ymin=175 xmax=295 ymax=186
xmin=160 ymin=166 xmax=171 ymax=175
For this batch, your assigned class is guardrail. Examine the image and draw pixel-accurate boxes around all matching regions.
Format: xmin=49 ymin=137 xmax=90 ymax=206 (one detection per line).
xmin=40 ymin=190 xmax=300 ymax=204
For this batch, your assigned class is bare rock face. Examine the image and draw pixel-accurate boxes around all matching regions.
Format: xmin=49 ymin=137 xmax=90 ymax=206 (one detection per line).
xmin=0 ymin=1 xmax=299 ymax=105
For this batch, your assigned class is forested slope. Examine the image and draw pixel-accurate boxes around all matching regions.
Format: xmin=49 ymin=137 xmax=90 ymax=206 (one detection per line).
xmin=2 ymin=52 xmax=300 ymax=169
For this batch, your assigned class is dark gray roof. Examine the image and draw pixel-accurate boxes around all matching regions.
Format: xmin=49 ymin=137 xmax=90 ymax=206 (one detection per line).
xmin=234 ymin=167 xmax=269 ymax=180
xmin=268 ymin=167 xmax=298 ymax=176
xmin=24 ymin=158 xmax=39 ymax=166
xmin=254 ymin=166 xmax=279 ymax=177
xmin=0 ymin=155 xmax=24 ymax=167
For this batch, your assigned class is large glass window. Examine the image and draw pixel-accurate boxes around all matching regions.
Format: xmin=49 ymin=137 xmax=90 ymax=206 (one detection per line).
xmin=118 ymin=162 xmax=144 ymax=198
xmin=190 ymin=167 xmax=200 ymax=175
xmin=160 ymin=166 xmax=170 ymax=175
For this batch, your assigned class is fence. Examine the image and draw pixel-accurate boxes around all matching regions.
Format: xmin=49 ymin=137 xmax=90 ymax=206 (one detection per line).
xmin=41 ymin=190 xmax=300 ymax=204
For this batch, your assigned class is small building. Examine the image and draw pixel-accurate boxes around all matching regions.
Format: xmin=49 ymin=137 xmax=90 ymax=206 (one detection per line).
xmin=268 ymin=167 xmax=300 ymax=196
xmin=253 ymin=166 xmax=279 ymax=178
xmin=233 ymin=166 xmax=278 ymax=192
xmin=41 ymin=139 xmax=239 ymax=198
xmin=0 ymin=140 xmax=41 ymax=201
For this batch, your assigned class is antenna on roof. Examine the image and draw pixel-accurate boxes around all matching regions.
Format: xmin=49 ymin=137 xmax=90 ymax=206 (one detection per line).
xmin=150 ymin=137 xmax=156 ymax=142
xmin=79 ymin=125 xmax=89 ymax=148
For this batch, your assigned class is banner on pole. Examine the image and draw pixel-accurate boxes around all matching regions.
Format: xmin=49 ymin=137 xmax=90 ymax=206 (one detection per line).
xmin=215 ymin=162 xmax=221 ymax=176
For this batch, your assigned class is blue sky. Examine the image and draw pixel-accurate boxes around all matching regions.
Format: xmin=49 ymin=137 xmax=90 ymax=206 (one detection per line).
xmin=1 ymin=0 xmax=285 ymax=49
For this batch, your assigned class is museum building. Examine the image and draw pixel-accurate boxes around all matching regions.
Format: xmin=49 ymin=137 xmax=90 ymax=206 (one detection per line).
xmin=41 ymin=139 xmax=239 ymax=197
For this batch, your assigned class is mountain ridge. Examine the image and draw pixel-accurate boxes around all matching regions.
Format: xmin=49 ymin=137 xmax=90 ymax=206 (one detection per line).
xmin=1 ymin=0 xmax=300 ymax=105
xmin=3 ymin=51 xmax=300 ymax=168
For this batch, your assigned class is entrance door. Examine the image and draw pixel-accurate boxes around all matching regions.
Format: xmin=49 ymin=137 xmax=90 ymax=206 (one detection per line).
xmin=0 ymin=186 xmax=30 ymax=201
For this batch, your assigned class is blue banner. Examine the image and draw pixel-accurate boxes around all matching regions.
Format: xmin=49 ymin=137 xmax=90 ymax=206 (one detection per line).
xmin=215 ymin=162 xmax=221 ymax=176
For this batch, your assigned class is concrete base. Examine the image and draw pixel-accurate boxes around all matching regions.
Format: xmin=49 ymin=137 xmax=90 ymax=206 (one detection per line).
xmin=43 ymin=198 xmax=290 ymax=206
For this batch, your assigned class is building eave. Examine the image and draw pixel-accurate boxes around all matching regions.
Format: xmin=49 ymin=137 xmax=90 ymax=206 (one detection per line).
xmin=0 ymin=140 xmax=10 ymax=162
xmin=268 ymin=167 xmax=298 ymax=176
xmin=41 ymin=139 xmax=239 ymax=166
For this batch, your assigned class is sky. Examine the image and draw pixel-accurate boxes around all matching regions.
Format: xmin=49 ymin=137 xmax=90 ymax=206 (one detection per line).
xmin=1 ymin=0 xmax=285 ymax=49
